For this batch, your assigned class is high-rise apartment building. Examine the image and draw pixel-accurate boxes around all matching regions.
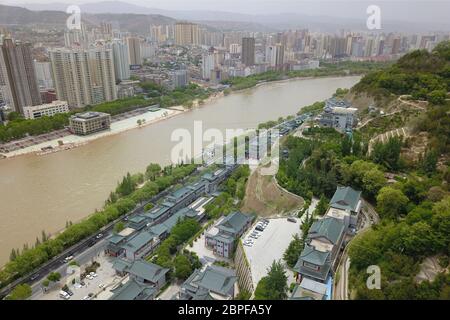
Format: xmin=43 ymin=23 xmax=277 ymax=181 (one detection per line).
xmin=265 ymin=43 xmax=284 ymax=68
xmin=175 ymin=22 xmax=199 ymax=46
xmin=49 ymin=48 xmax=117 ymax=109
xmin=127 ymin=37 xmax=142 ymax=67
xmin=0 ymin=38 xmax=41 ymax=114
xmin=241 ymin=37 xmax=255 ymax=66
xmin=34 ymin=61 xmax=54 ymax=89
xmin=112 ymin=40 xmax=130 ymax=81
xmin=202 ymin=53 xmax=215 ymax=80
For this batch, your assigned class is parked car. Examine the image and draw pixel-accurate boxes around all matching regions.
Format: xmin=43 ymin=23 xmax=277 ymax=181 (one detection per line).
xmin=66 ymin=289 xmax=74 ymax=296
xmin=30 ymin=273 xmax=39 ymax=281
xmin=287 ymin=217 xmax=297 ymax=223
xmin=255 ymin=226 xmax=264 ymax=232
xmin=82 ymin=296 xmax=90 ymax=300
xmin=96 ymin=233 xmax=103 ymax=239
xmin=59 ymin=291 xmax=70 ymax=300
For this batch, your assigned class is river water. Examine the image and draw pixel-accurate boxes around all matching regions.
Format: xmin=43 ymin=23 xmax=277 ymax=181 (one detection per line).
xmin=0 ymin=76 xmax=360 ymax=265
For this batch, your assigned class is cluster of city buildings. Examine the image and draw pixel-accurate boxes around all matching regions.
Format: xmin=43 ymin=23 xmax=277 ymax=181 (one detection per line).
xmin=102 ymin=167 xmax=239 ymax=300
xmin=291 ymin=186 xmax=362 ymax=300
xmin=1 ymin=18 xmax=448 ymax=124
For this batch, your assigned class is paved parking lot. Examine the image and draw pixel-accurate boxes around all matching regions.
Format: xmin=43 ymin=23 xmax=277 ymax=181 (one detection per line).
xmin=39 ymin=253 xmax=121 ymax=300
xmin=242 ymin=217 xmax=302 ymax=288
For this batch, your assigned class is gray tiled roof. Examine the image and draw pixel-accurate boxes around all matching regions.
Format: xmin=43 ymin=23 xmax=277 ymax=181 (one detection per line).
xmin=113 ymin=258 xmax=169 ymax=283
xmin=121 ymin=230 xmax=155 ymax=253
xmin=108 ymin=234 xmax=125 ymax=245
xmin=293 ymin=245 xmax=331 ymax=282
xmin=109 ymin=279 xmax=156 ymax=300
xmin=112 ymin=258 xmax=132 ymax=273
xmin=143 ymin=205 xmax=171 ymax=220
xmin=329 ymin=186 xmax=361 ymax=212
xmin=127 ymin=260 xmax=169 ymax=283
xmin=183 ymin=265 xmax=237 ymax=297
xmin=217 ymin=212 xmax=252 ymax=235
xmin=308 ymin=217 xmax=345 ymax=245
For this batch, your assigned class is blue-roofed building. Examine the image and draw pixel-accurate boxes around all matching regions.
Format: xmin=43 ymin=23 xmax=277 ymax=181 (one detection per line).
xmin=205 ymin=212 xmax=254 ymax=258
xmin=202 ymin=167 xmax=229 ymax=193
xmin=326 ymin=186 xmax=362 ymax=230
xmin=293 ymin=244 xmax=332 ymax=284
xmin=166 ymin=181 xmax=206 ymax=211
xmin=112 ymin=258 xmax=169 ymax=290
xmin=120 ymin=229 xmax=159 ymax=261
xmin=105 ymin=234 xmax=127 ymax=257
xmin=319 ymin=98 xmax=358 ymax=133
xmin=307 ymin=217 xmax=345 ymax=267
xmin=127 ymin=214 xmax=147 ymax=231
xmin=289 ymin=277 xmax=329 ymax=300
xmin=177 ymin=265 xmax=237 ymax=300
xmin=109 ymin=279 xmax=157 ymax=300
xmin=293 ymin=215 xmax=345 ymax=290
xmin=142 ymin=203 xmax=172 ymax=225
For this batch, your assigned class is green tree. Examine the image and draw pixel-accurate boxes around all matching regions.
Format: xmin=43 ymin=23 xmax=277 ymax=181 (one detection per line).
xmin=283 ymin=234 xmax=304 ymax=268
xmin=254 ymin=260 xmax=288 ymax=300
xmin=376 ymin=187 xmax=409 ymax=219
xmin=47 ymin=272 xmax=61 ymax=282
xmin=6 ymin=284 xmax=32 ymax=300
xmin=174 ymin=254 xmax=192 ymax=280
xmin=235 ymin=289 xmax=251 ymax=300
xmin=314 ymin=194 xmax=328 ymax=216
xmin=145 ymin=163 xmax=161 ymax=180
xmin=114 ymin=221 xmax=125 ymax=234
xmin=421 ymin=149 xmax=438 ymax=176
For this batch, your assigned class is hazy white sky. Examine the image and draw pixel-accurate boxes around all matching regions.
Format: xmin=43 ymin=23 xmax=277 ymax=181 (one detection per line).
xmin=4 ymin=0 xmax=450 ymax=23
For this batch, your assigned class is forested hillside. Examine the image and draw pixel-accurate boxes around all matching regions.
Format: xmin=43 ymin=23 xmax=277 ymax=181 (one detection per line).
xmin=277 ymin=41 xmax=450 ymax=299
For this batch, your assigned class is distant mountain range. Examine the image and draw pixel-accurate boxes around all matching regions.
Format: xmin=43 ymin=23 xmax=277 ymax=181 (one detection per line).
xmin=0 ymin=3 xmax=176 ymax=33
xmin=2 ymin=1 xmax=450 ymax=32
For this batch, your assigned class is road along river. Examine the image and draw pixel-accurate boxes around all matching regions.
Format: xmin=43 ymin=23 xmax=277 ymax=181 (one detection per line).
xmin=0 ymin=76 xmax=361 ymax=265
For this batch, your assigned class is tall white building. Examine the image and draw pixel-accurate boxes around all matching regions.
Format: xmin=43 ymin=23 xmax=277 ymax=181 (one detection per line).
xmin=34 ymin=61 xmax=54 ymax=89
xmin=140 ymin=42 xmax=156 ymax=60
xmin=112 ymin=40 xmax=130 ymax=81
xmin=201 ymin=52 xmax=216 ymax=80
xmin=265 ymin=45 xmax=277 ymax=67
xmin=49 ymin=48 xmax=117 ymax=109
xmin=229 ymin=43 xmax=240 ymax=54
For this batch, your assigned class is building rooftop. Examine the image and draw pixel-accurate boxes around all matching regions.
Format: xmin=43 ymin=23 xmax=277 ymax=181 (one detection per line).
xmin=216 ymin=211 xmax=253 ymax=236
xmin=70 ymin=111 xmax=110 ymax=121
xmin=329 ymin=186 xmax=362 ymax=212
xmin=143 ymin=204 xmax=171 ymax=220
xmin=128 ymin=259 xmax=169 ymax=283
xmin=183 ymin=265 xmax=237 ymax=298
xmin=121 ymin=230 xmax=155 ymax=253
xmin=109 ymin=279 xmax=156 ymax=300
xmin=108 ymin=234 xmax=125 ymax=245
xmin=308 ymin=217 xmax=345 ymax=245
xmin=293 ymin=245 xmax=331 ymax=282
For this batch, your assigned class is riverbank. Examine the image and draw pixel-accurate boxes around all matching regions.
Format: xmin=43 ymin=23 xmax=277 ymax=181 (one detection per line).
xmin=0 ymin=108 xmax=183 ymax=159
xmin=0 ymin=75 xmax=361 ymax=266
xmin=0 ymin=91 xmax=228 ymax=160
xmin=0 ymin=74 xmax=357 ymax=160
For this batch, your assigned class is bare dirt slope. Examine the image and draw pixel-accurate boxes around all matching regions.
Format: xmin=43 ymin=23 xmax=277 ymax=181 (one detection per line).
xmin=241 ymin=167 xmax=304 ymax=217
